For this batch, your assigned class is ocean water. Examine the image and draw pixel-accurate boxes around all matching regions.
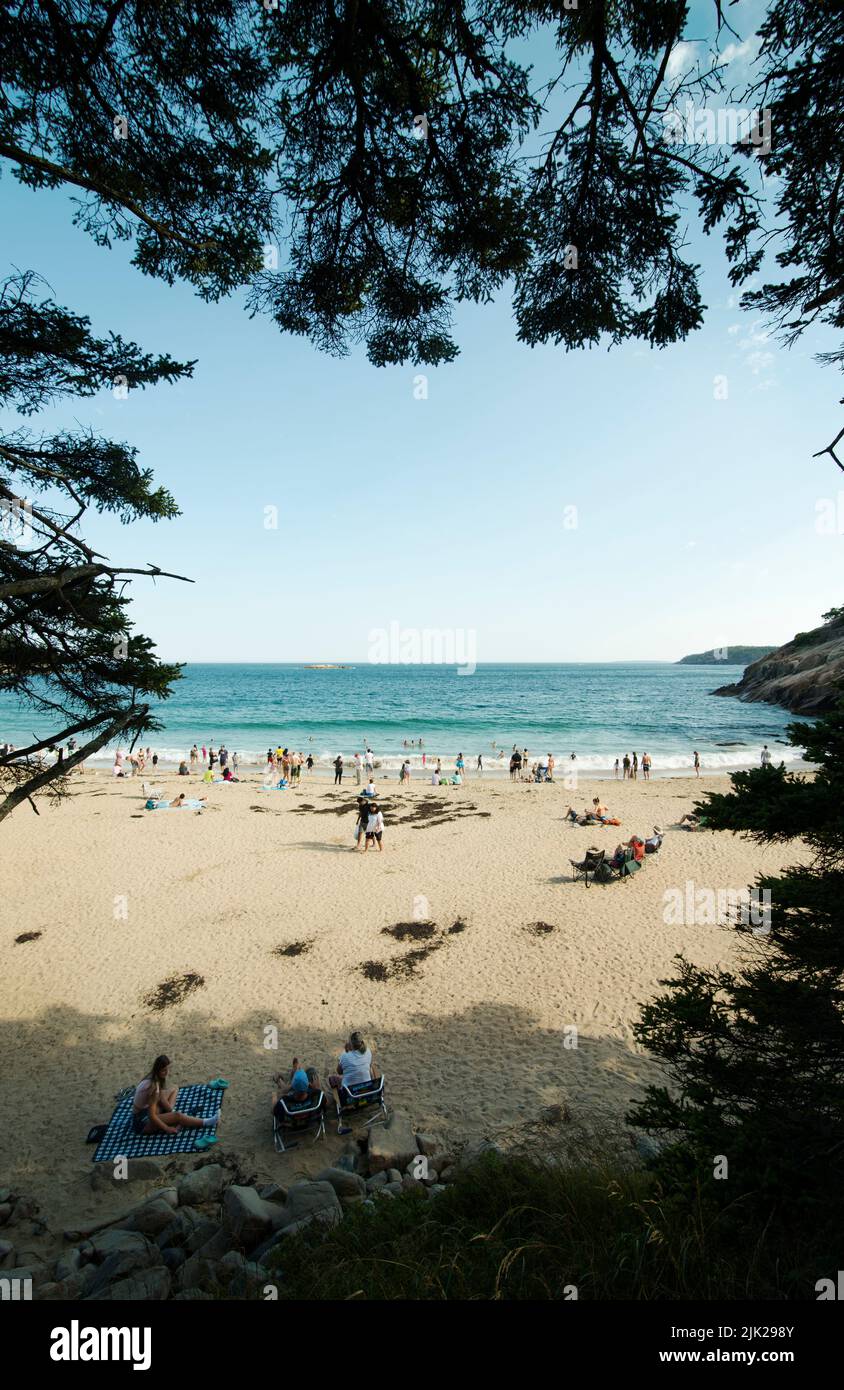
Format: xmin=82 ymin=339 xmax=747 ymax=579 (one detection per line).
xmin=0 ymin=663 xmax=805 ymax=776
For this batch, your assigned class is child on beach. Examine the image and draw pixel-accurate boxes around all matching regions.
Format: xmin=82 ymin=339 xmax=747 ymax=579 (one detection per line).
xmin=364 ymin=803 xmax=384 ymax=851
xmin=132 ymin=1056 xmax=219 ymax=1137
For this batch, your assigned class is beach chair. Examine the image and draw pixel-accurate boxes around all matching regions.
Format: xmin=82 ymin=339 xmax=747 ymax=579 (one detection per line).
xmin=272 ymin=1090 xmax=326 ymax=1153
xmin=569 ymin=848 xmax=606 ymax=886
xmin=613 ymin=846 xmax=641 ymax=880
xmin=334 ymin=1075 xmax=388 ymax=1134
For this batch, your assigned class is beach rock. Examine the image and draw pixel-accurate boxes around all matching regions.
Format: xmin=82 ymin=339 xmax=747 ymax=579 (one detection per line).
xmin=125 ymin=1158 xmax=166 ymax=1182
xmin=178 ymin=1164 xmax=226 ymax=1207
xmin=377 ymin=1188 xmax=397 ymax=1199
xmin=156 ymin=1207 xmax=204 ymax=1250
xmin=123 ymin=1197 xmax=178 ymax=1237
xmin=0 ymin=1189 xmax=10 ymax=1204
xmin=258 ymin=1183 xmax=288 ymax=1204
xmin=428 ymin=1185 xmax=447 ymax=1198
xmin=53 ymin=1249 xmax=81 ymax=1281
xmin=276 ymin=1182 xmax=341 ymax=1232
xmin=223 ymin=1186 xmax=285 ymax=1248
xmin=183 ymin=1219 xmax=222 ymax=1255
xmin=174 ymin=1255 xmax=226 ymax=1295
xmin=277 ymin=1207 xmax=340 ymax=1239
xmin=366 ymin=1172 xmax=388 ymax=1191
xmin=0 ymin=1240 xmax=15 ymax=1268
xmin=90 ymin=1229 xmax=158 ymax=1263
xmin=438 ymin=1166 xmax=455 ymax=1185
xmin=366 ymin=1113 xmax=419 ymax=1174
xmin=87 ymin=1266 xmax=171 ymax=1301
xmin=315 ymin=1167 xmax=366 ymax=1199
xmin=0 ymin=1205 xmax=10 ymax=1227
xmin=161 ymin=1247 xmax=186 ymax=1271
xmin=456 ymin=1139 xmax=501 ymax=1169
xmin=82 ymin=1245 xmax=160 ymax=1297
xmin=193 ymin=1227 xmax=235 ymax=1263
xmin=387 ymin=1168 xmax=402 ymax=1184
xmin=172 ymin=1289 xmax=214 ymax=1300
xmin=415 ymin=1133 xmax=440 ymax=1158
xmin=540 ymin=1103 xmax=570 ymax=1126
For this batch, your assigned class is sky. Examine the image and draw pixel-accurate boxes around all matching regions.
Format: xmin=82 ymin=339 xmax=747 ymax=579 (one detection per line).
xmin=2 ymin=3 xmax=841 ymax=665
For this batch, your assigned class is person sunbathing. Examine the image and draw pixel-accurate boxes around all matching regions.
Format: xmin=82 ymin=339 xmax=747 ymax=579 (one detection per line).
xmin=679 ymin=812 xmax=708 ymax=830
xmin=132 ymin=1055 xmax=219 ymax=1136
xmin=170 ymin=793 xmax=207 ymax=808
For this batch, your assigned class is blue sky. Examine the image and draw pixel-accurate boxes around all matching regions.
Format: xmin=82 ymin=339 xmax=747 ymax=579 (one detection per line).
xmin=2 ymin=4 xmax=841 ymax=663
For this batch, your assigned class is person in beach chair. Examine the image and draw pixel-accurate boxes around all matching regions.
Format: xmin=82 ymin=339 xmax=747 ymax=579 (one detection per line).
xmin=271 ymin=1059 xmax=326 ymax=1152
xmin=328 ymin=1031 xmax=387 ymax=1134
xmin=569 ymin=847 xmax=607 ymax=886
xmin=610 ymin=843 xmax=641 ymax=879
xmin=132 ymin=1055 xmax=220 ymax=1136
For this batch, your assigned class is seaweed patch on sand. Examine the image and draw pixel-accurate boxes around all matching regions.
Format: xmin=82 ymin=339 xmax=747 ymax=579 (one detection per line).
xmin=143 ymin=972 xmax=205 ymax=1011
xmin=272 ymin=940 xmax=314 ymax=958
xmin=525 ymin=921 xmax=557 ymax=936
xmin=15 ymin=930 xmax=42 ymax=944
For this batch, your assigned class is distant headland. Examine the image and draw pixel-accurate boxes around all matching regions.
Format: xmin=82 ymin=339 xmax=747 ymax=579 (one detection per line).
xmin=677 ymin=646 xmax=776 ymax=666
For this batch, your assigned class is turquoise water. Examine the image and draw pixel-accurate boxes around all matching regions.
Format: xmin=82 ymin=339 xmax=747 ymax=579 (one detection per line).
xmin=0 ymin=663 xmax=803 ymax=775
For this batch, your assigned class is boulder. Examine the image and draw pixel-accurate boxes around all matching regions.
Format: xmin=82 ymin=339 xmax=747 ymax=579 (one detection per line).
xmin=366 ymin=1113 xmax=420 ymax=1174
xmin=123 ymin=1198 xmax=178 ymax=1237
xmin=258 ymin=1183 xmax=287 ymax=1205
xmin=54 ymin=1250 xmax=82 ymax=1281
xmin=315 ymin=1167 xmax=366 ymax=1200
xmin=183 ymin=1219 xmax=222 ymax=1256
xmin=90 ymin=1229 xmax=158 ymax=1263
xmin=125 ymin=1158 xmax=166 ymax=1182
xmin=455 ymin=1140 xmax=501 ymax=1169
xmin=156 ymin=1207 xmax=205 ymax=1250
xmin=415 ymin=1133 xmax=441 ymax=1158
xmin=193 ymin=1227 xmax=235 ymax=1262
xmin=438 ymin=1166 xmax=455 ymax=1184
xmin=174 ymin=1255 xmax=226 ymax=1294
xmin=177 ymin=1165 xmax=226 ymax=1207
xmin=277 ymin=1208 xmax=339 ymax=1239
xmin=0 ymin=1205 xmax=11 ymax=1226
xmin=428 ymin=1185 xmax=447 ymax=1197
xmin=161 ymin=1247 xmax=186 ymax=1271
xmin=223 ymin=1186 xmax=286 ymax=1248
xmin=387 ymin=1168 xmax=402 ymax=1185
xmin=85 ymin=1246 xmax=160 ymax=1296
xmin=172 ymin=1289 xmax=214 ymax=1300
xmin=333 ymin=1154 xmax=357 ymax=1173
xmin=366 ymin=1172 xmax=388 ymax=1191
xmin=0 ymin=1240 xmax=15 ymax=1269
xmin=275 ymin=1182 xmax=341 ymax=1233
xmin=383 ymin=1182 xmax=403 ymax=1196
xmin=87 ymin=1266 xmax=171 ymax=1301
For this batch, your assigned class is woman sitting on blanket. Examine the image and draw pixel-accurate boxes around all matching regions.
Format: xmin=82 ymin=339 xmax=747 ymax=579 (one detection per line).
xmin=132 ymin=1055 xmax=219 ymax=1136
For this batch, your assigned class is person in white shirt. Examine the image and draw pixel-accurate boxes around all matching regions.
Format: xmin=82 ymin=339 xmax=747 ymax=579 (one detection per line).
xmin=328 ymin=1031 xmax=377 ymax=1100
xmin=364 ymin=748 xmax=374 ymax=772
xmin=354 ymin=752 xmax=362 ymax=784
xmin=364 ymin=803 xmax=384 ymax=852
xmin=363 ymin=779 xmax=376 ymax=797
xmin=761 ymin=744 xmax=772 ymax=769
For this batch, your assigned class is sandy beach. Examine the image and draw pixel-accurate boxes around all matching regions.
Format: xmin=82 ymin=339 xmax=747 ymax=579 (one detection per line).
xmin=1 ymin=769 xmax=795 ymax=1233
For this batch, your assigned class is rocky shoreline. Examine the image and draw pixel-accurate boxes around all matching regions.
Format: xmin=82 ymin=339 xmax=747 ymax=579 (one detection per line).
xmin=0 ymin=1112 xmax=502 ymax=1301
xmin=713 ymin=613 xmax=844 ymax=715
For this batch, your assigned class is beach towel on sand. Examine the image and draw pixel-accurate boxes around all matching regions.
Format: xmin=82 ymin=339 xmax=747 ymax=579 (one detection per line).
xmin=92 ymin=1084 xmax=224 ymax=1162
xmin=145 ymin=798 xmax=205 ymax=810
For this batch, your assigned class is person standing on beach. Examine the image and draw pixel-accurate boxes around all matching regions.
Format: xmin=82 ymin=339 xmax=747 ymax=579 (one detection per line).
xmin=547 ymin=753 xmax=555 ymax=781
xmin=334 ymin=754 xmax=344 ymax=785
xmin=631 ymin=752 xmax=638 ymax=780
xmin=477 ymin=754 xmax=483 ymax=776
xmin=190 ymin=744 xmax=198 ymax=769
xmin=354 ymin=752 xmax=362 ymax=785
xmin=202 ymin=745 xmax=207 ymax=762
xmin=693 ymin=750 xmax=701 ymax=777
xmin=306 ymin=753 xmax=314 ymax=773
xmin=614 ymin=758 xmax=620 ymax=779
xmin=622 ymin=753 xmax=630 ymax=779
xmin=761 ymin=744 xmax=772 ymax=769
xmin=365 ymin=747 xmax=374 ymax=774
xmin=233 ymin=751 xmax=239 ymax=776
xmin=642 ymin=752 xmax=651 ymax=780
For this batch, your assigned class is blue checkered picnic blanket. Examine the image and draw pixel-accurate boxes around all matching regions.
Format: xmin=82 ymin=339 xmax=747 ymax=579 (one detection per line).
xmin=93 ymin=1084 xmax=224 ymax=1162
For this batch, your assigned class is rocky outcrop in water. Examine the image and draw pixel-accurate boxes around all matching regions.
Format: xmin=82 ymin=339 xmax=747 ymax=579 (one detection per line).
xmin=713 ymin=614 xmax=844 ymax=715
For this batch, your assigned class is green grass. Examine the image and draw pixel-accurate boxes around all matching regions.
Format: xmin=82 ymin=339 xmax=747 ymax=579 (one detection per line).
xmin=263 ymin=1152 xmax=824 ymax=1300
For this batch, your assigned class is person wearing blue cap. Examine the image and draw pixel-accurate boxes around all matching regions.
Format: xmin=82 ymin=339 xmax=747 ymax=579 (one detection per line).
xmin=272 ymin=1057 xmax=320 ymax=1109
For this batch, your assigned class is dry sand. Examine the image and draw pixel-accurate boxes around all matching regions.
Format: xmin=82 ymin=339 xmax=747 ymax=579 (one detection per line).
xmin=1 ymin=769 xmax=793 ymax=1231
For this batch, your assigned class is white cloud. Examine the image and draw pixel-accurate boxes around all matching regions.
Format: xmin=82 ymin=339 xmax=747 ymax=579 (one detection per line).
xmin=666 ymin=42 xmax=697 ymax=80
